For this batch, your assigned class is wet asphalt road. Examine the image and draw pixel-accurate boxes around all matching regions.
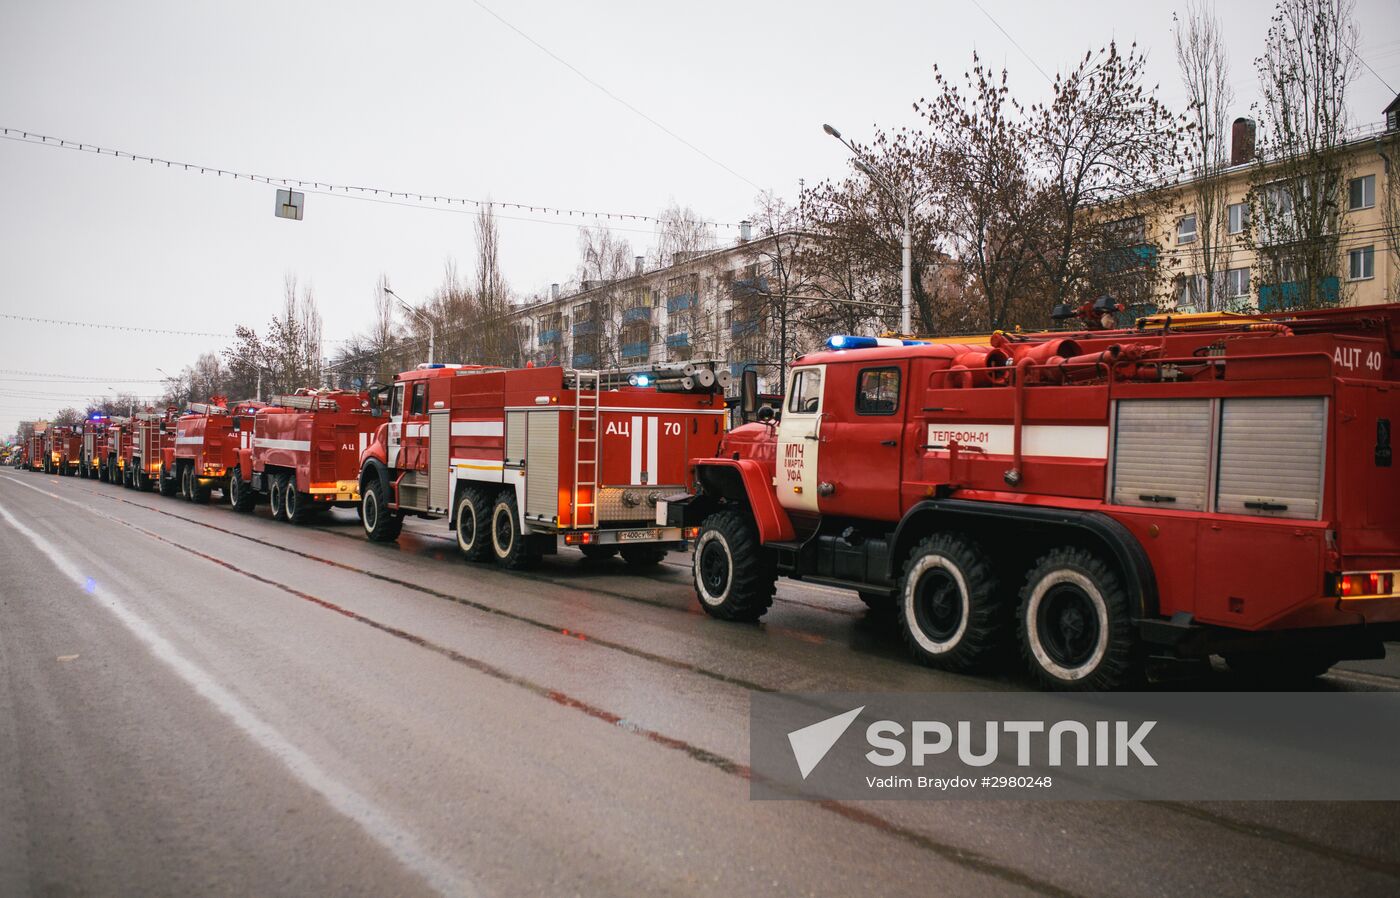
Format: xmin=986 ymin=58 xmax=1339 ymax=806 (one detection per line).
xmin=1 ymin=466 xmax=1398 ymax=897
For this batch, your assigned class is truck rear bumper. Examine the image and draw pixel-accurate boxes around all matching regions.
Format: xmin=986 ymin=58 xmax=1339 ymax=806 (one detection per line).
xmin=1140 ymin=614 xmax=1400 ymax=660
xmin=557 ymin=526 xmax=693 ymax=549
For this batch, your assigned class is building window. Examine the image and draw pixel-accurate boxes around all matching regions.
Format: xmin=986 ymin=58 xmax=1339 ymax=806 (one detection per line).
xmin=1349 ymin=175 xmax=1376 ymax=211
xmin=1177 ymin=273 xmax=1207 ymax=310
xmin=1227 ymin=202 xmax=1249 ymax=235
xmin=855 ymin=368 xmax=900 ymax=416
xmin=1177 ymin=214 xmax=1198 ymax=244
xmin=1226 ymin=266 xmax=1251 ymax=298
xmin=1349 ymin=245 xmax=1375 ymax=281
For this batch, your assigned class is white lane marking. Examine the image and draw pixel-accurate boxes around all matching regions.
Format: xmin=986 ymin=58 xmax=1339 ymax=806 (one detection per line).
xmin=0 ymin=483 xmax=475 ymax=898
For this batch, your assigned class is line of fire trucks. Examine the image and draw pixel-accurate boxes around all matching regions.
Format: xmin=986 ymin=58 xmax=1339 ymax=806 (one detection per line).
xmin=12 ymin=303 xmax=1400 ymax=689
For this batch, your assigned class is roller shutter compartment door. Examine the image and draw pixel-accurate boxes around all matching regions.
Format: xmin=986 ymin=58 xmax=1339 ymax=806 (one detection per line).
xmin=1112 ymin=398 xmax=1213 ymax=511
xmin=1216 ymin=396 xmax=1325 ymax=520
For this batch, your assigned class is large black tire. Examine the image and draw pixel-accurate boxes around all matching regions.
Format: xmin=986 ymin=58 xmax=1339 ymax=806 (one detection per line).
xmin=621 ymin=545 xmax=668 ymax=568
xmin=454 ymin=486 xmax=494 ymax=562
xmin=1017 ymin=547 xmax=1138 ymax=691
xmin=897 ymin=532 xmax=1007 ymax=672
xmin=1224 ymin=651 xmax=1338 ymax=686
xmin=692 ymin=510 xmax=777 ymax=622
xmin=192 ymin=477 xmax=212 ymax=504
xmin=97 ymin=461 xmax=108 ymax=483
xmin=579 ymin=545 xmax=620 ymax=562
xmin=284 ymin=482 xmax=314 ymax=524
xmin=269 ymin=473 xmax=288 ymax=521
xmin=360 ymin=476 xmax=403 ymax=542
xmin=490 ymin=492 xmax=537 ymax=570
xmin=135 ymin=463 xmax=152 ymax=492
xmin=228 ymin=468 xmax=255 ymax=512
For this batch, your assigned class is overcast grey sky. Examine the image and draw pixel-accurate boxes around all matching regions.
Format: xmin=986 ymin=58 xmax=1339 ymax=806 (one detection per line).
xmin=1 ymin=0 xmax=1396 ymax=437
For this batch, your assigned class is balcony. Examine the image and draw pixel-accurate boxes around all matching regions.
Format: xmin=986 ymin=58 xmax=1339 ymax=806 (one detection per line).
xmin=1099 ymin=244 xmax=1158 ymax=274
xmin=1258 ymin=276 xmax=1339 ymax=312
xmin=621 ymin=340 xmax=649 ymax=360
xmin=667 ymin=293 xmax=695 ymax=313
xmin=572 ymin=320 xmax=597 ymax=337
xmin=573 ymin=352 xmax=596 ymax=367
xmin=621 ymin=306 xmax=651 ymax=324
xmin=730 ymin=319 xmax=759 ymax=337
xmin=665 ymin=332 xmax=690 ymax=348
xmin=539 ymin=329 xmax=561 ymax=344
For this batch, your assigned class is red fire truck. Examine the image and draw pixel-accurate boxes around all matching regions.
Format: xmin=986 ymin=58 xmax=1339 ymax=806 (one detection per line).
xmin=27 ymin=424 xmax=47 ymax=472
xmin=121 ymin=410 xmax=177 ymax=491
xmin=672 ymin=305 xmax=1400 ymax=690
xmin=231 ymin=391 xmax=377 ymax=524
xmin=78 ymin=415 xmax=110 ymax=480
xmin=104 ymin=416 xmax=131 ymax=484
xmin=357 ymin=363 xmax=728 ymax=569
xmin=166 ymin=399 xmax=265 ymax=503
xmin=47 ymin=425 xmax=82 ymax=476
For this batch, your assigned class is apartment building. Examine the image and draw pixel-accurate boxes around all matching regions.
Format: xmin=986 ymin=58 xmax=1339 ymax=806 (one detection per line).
xmin=512 ymin=228 xmax=802 ymax=391
xmin=1107 ymin=95 xmax=1397 ymax=315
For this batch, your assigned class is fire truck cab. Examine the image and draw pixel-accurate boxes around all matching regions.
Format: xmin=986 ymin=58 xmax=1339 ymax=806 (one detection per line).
xmin=674 ymin=305 xmax=1400 ymax=690
xmin=359 ymin=363 xmax=728 ymax=569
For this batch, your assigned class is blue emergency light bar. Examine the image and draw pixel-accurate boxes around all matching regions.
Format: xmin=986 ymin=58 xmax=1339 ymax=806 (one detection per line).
xmin=825 ymin=335 xmax=931 ymax=350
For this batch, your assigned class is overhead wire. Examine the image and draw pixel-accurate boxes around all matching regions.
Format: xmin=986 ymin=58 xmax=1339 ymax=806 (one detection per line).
xmin=0 ymin=127 xmax=745 ymax=231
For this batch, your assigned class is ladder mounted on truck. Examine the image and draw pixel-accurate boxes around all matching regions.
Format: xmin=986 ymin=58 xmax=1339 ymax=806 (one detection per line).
xmin=188 ymin=402 xmax=229 ymax=416
xmin=271 ymin=393 xmax=340 ymax=411
xmin=570 ymin=369 xmax=600 ymax=529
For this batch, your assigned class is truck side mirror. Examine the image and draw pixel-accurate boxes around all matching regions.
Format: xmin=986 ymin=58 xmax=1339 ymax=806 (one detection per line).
xmin=756 ymin=405 xmax=776 ymax=424
xmin=740 ymin=369 xmax=758 ymax=423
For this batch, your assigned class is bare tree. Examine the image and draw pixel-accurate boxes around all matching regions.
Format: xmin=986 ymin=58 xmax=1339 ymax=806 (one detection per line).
xmin=574 ymin=225 xmax=635 ymax=367
xmin=741 ymin=192 xmax=822 ymax=389
xmin=918 ymin=56 xmax=1044 ymax=331
xmin=1247 ymin=0 xmax=1359 ymax=309
xmin=651 ymin=201 xmax=716 ymax=269
xmin=799 ymin=127 xmax=940 ymax=332
xmin=1030 ymin=42 xmax=1182 ymax=312
xmin=1174 ymin=1 xmax=1235 ymax=310
xmin=471 ymin=205 xmax=521 ymax=367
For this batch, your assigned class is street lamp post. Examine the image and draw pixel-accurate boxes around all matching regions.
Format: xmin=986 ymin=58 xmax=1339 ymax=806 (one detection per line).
xmin=385 ymin=284 xmax=434 ymax=365
xmin=823 ymin=123 xmax=914 ymax=336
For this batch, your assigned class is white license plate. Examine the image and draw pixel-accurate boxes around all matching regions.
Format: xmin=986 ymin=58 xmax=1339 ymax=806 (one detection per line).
xmin=618 ymin=528 xmax=659 ymax=543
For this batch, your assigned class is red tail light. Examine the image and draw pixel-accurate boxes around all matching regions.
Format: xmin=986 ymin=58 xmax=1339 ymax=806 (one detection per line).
xmin=1335 ymin=571 xmax=1398 ymax=599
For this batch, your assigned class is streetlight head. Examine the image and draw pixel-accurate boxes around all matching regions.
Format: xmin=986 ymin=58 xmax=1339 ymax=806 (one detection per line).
xmin=822 ymin=123 xmax=841 ymax=139
xmin=854 ymin=159 xmax=875 ymax=177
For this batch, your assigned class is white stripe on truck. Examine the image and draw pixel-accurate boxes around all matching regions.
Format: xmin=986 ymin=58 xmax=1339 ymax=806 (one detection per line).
xmin=253 ymin=438 xmax=312 ymax=452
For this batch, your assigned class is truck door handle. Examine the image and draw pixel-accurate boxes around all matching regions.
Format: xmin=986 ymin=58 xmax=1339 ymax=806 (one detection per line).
xmin=880 ymin=439 xmax=897 ymax=447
